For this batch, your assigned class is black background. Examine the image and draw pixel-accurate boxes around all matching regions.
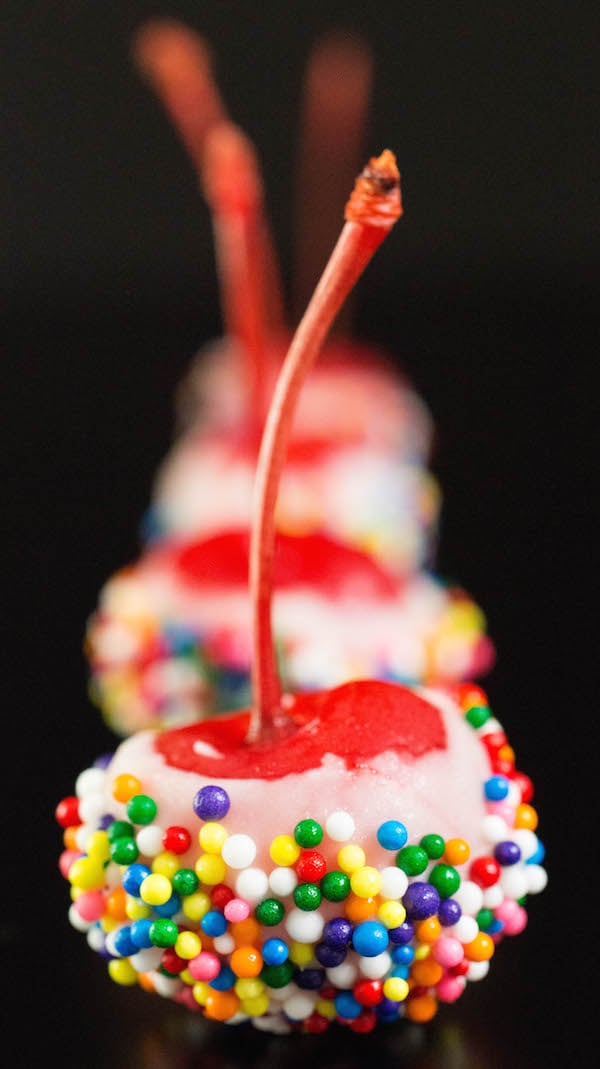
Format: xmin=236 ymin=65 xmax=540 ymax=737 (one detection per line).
xmin=4 ymin=2 xmax=597 ymax=1066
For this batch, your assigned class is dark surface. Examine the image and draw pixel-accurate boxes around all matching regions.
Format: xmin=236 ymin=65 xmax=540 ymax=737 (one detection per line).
xmin=3 ymin=2 xmax=596 ymax=1066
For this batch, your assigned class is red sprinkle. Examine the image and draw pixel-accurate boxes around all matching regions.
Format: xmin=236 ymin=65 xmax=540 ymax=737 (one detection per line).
xmin=469 ymin=856 xmax=501 ymax=887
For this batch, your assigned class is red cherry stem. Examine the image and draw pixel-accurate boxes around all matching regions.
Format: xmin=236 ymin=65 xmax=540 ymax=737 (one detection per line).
xmin=201 ymin=122 xmax=272 ymax=430
xmin=292 ymin=30 xmax=373 ymax=333
xmin=132 ymin=19 xmax=284 ymax=424
xmin=247 ymin=150 xmax=403 ymax=743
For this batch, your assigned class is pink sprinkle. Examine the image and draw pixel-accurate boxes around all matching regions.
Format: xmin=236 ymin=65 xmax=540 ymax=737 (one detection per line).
xmin=495 ymin=899 xmax=519 ymax=924
xmin=188 ymin=951 xmax=221 ymax=981
xmin=432 ymin=935 xmax=464 ymax=969
xmin=175 ymin=986 xmax=202 ymax=1011
xmin=74 ymin=890 xmax=106 ymax=922
xmin=436 ymin=974 xmax=466 ymax=1003
xmin=59 ymin=849 xmax=83 ymax=879
xmin=224 ymin=897 xmax=250 ymax=922
xmin=502 ymin=905 xmax=528 ymax=935
xmin=488 ymin=801 xmax=516 ymax=825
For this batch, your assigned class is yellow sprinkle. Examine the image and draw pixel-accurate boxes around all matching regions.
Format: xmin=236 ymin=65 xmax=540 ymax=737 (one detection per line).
xmin=199 ymin=822 xmax=228 ymax=854
xmin=139 ymin=873 xmax=172 ymax=906
xmin=242 ymin=994 xmax=270 ymax=1017
xmin=182 ymin=891 xmax=211 ymax=922
xmin=378 ymin=900 xmax=407 ymax=928
xmin=175 ymin=931 xmax=202 ymax=960
xmin=125 ymin=897 xmax=151 ymax=921
xmin=68 ymin=857 xmax=105 ymax=891
xmin=151 ymin=851 xmax=179 ymax=879
xmin=383 ymin=977 xmax=409 ymax=1002
xmin=108 ymin=958 xmax=138 ymax=986
xmin=85 ymin=831 xmax=111 ymax=863
xmin=414 ymin=943 xmax=431 ymax=960
xmin=235 ymin=978 xmax=264 ymax=1000
xmin=315 ymin=999 xmax=336 ymax=1019
xmin=337 ymin=845 xmax=366 ymax=874
xmin=269 ymin=835 xmax=301 ymax=866
xmin=192 ymin=981 xmax=210 ymax=1006
xmin=350 ymin=866 xmax=382 ymax=898
xmin=99 ymin=915 xmax=118 ymax=933
xmin=289 ymin=941 xmax=315 ymax=966
xmin=195 ymin=854 xmax=227 ymax=885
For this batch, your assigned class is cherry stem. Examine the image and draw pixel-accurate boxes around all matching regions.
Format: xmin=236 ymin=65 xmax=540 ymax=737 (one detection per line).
xmin=292 ymin=30 xmax=373 ymax=333
xmin=247 ymin=150 xmax=403 ymax=743
xmin=132 ymin=19 xmax=285 ymax=423
xmin=202 ymin=122 xmax=273 ymax=430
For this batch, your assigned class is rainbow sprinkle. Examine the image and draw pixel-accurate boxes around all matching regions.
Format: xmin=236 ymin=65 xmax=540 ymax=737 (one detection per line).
xmin=56 ymin=686 xmax=546 ymax=1034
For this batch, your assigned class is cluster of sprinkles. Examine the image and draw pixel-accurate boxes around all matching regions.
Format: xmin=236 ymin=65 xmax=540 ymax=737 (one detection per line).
xmin=56 ymin=684 xmax=546 ymax=1033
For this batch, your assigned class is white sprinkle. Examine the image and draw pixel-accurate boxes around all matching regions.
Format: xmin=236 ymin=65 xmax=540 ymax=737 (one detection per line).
xmin=75 ymin=767 xmax=106 ymax=798
xmin=480 ymin=814 xmax=508 ymax=844
xmin=358 ymin=951 xmax=392 ymax=979
xmin=481 ymin=884 xmax=504 ymax=909
xmin=78 ymin=793 xmax=107 ymax=826
xmin=282 ymin=992 xmax=317 ymax=1021
xmin=213 ymin=933 xmax=236 ymax=954
xmin=136 ymin=824 xmax=164 ymax=857
xmin=448 ymin=916 xmax=478 ymax=944
xmin=499 ymin=864 xmax=529 ymax=900
xmin=325 ymin=961 xmax=358 ymax=987
xmin=151 ymin=971 xmax=183 ymax=998
xmin=379 ymin=866 xmax=408 ymax=900
xmin=526 ymin=864 xmax=548 ymax=895
xmin=452 ymin=880 xmax=483 ymax=916
xmin=285 ymin=909 xmax=324 ymax=943
xmin=129 ymin=947 xmax=163 ymax=972
xmin=269 ymin=867 xmax=298 ymax=897
xmin=511 ymin=828 xmax=538 ymax=860
xmin=467 ymin=960 xmax=489 ymax=982
xmin=222 ymin=833 xmax=257 ymax=869
xmin=68 ymin=903 xmax=92 ymax=932
xmin=235 ymin=867 xmax=269 ymax=904
xmin=325 ymin=810 xmax=355 ymax=842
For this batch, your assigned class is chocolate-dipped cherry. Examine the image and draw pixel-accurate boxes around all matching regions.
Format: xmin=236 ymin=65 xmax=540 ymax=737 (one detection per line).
xmin=57 ymin=155 xmax=545 ymax=1033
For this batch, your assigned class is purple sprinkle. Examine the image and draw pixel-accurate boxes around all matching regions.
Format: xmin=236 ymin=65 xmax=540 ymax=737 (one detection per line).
xmin=93 ymin=753 xmax=114 ymax=769
xmin=402 ymin=881 xmax=440 ymax=920
xmin=438 ymin=898 xmax=462 ymax=926
xmin=193 ymin=784 xmax=230 ymax=821
xmin=98 ymin=813 xmax=116 ymax=831
xmin=388 ymin=921 xmax=414 ymax=945
xmin=315 ymin=942 xmax=347 ymax=968
xmin=494 ymin=840 xmax=522 ymax=866
xmin=294 ymin=967 xmax=326 ymax=989
xmin=322 ymin=917 xmax=353 ymax=947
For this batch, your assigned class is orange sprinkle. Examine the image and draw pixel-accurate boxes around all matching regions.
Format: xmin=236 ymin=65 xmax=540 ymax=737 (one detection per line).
xmin=138 ymin=972 xmax=155 ymax=993
xmin=498 ymin=744 xmax=515 ymax=765
xmin=344 ymin=894 xmax=380 ymax=923
xmin=414 ymin=917 xmax=441 ymax=945
xmin=230 ymin=917 xmax=261 ymax=946
xmin=411 ymin=957 xmax=444 ymax=986
xmin=455 ymin=683 xmax=489 ymax=711
xmin=444 ymin=838 xmax=470 ymax=866
xmin=204 ymin=990 xmax=240 ymax=1021
xmin=230 ymin=946 xmax=263 ymax=978
xmin=63 ymin=826 xmax=79 ymax=850
xmin=463 ymin=931 xmax=495 ymax=962
xmin=515 ymin=803 xmax=538 ymax=830
xmin=105 ymin=887 xmax=128 ymax=921
xmin=111 ymin=773 xmax=142 ymax=803
xmin=405 ymin=993 xmax=438 ymax=1022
